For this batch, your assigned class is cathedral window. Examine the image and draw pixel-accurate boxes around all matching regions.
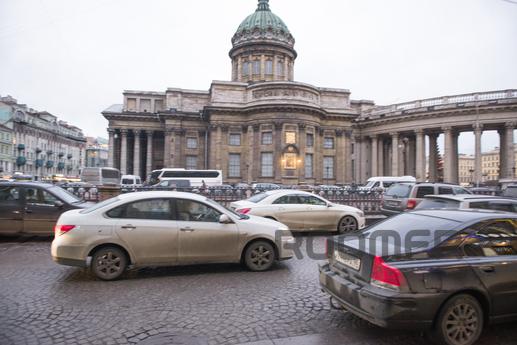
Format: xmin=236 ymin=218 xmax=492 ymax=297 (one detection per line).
xmin=253 ymin=60 xmax=261 ymax=75
xmin=265 ymin=60 xmax=273 ymax=75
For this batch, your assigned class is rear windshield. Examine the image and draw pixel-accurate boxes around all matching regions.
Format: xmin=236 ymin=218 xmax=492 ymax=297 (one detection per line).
xmin=48 ymin=186 xmax=81 ymax=204
xmin=102 ymin=169 xmax=120 ymax=179
xmin=247 ymin=193 xmax=269 ymax=203
xmin=415 ymin=198 xmax=460 ymax=210
xmin=80 ymin=197 xmax=120 ymax=214
xmin=385 ymin=184 xmax=412 ymax=198
xmin=122 ymin=179 xmax=134 ymax=185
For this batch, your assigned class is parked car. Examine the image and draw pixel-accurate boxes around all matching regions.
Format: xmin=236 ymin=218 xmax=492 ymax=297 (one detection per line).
xmin=381 ymin=182 xmax=471 ymax=216
xmin=502 ymin=184 xmax=517 ymax=198
xmin=120 ymin=175 xmax=143 ymax=188
xmin=230 ymin=190 xmax=365 ymax=233
xmin=154 ymin=179 xmax=191 ymax=189
xmin=359 ymin=176 xmax=416 ymax=194
xmin=0 ymin=182 xmax=93 ymax=235
xmin=51 ymin=191 xmax=295 ymax=280
xmin=320 ymin=209 xmax=517 ymax=345
xmin=416 ymin=194 xmax=517 ymax=213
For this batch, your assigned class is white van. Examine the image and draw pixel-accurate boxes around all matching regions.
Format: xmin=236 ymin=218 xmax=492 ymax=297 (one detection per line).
xmin=121 ymin=175 xmax=143 ymax=188
xmin=80 ymin=167 xmax=121 ymax=186
xmin=154 ymin=169 xmax=223 ymax=187
xmin=361 ymin=176 xmax=416 ymax=193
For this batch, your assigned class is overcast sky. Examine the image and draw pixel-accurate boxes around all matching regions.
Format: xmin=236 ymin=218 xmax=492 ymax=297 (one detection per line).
xmin=1 ymin=0 xmax=516 ymax=154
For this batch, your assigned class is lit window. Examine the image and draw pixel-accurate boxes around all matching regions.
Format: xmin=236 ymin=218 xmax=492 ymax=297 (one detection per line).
xmin=229 ymin=134 xmax=241 ymax=146
xmin=324 ymin=137 xmax=335 ymax=149
xmin=261 ymin=132 xmax=273 ymax=145
xmin=261 ymin=153 xmax=273 ymax=177
xmin=228 ymin=154 xmax=241 ymax=177
xmin=187 ymin=137 xmax=198 ymax=149
xmin=306 ymin=133 xmax=314 ymax=147
xmin=186 ymin=156 xmax=197 ymax=170
xmin=305 ymin=154 xmax=313 ymax=178
xmin=285 ymin=131 xmax=296 ymax=144
xmin=284 ymin=153 xmax=297 ymax=170
xmin=323 ymin=156 xmax=334 ymax=179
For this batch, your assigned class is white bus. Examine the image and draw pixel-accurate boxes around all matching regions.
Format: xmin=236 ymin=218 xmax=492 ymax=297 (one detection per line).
xmin=155 ymin=169 xmax=223 ymax=187
xmin=80 ymin=167 xmax=121 ymax=186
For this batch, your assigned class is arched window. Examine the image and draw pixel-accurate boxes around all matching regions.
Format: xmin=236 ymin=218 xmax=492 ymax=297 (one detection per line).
xmin=265 ymin=60 xmax=273 ymax=75
xmin=242 ymin=61 xmax=250 ymax=76
xmin=253 ymin=60 xmax=261 ymax=75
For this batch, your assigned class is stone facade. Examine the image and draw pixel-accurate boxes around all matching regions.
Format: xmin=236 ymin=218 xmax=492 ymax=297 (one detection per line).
xmin=103 ymin=0 xmax=517 ymax=184
xmin=0 ymin=95 xmax=86 ymax=177
xmin=0 ymin=124 xmax=14 ymax=174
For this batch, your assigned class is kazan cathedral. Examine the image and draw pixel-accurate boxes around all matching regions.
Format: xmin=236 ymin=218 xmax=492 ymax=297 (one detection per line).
xmin=103 ymin=0 xmax=517 ymax=185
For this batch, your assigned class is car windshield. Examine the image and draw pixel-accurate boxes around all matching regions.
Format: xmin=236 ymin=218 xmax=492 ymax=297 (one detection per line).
xmin=48 ymin=186 xmax=81 ymax=204
xmin=122 ymin=179 xmax=133 ymax=184
xmin=385 ymin=184 xmax=412 ymax=198
xmin=205 ymin=198 xmax=249 ymax=220
xmin=80 ymin=197 xmax=120 ymax=214
xmin=247 ymin=193 xmax=269 ymax=203
xmin=364 ymin=181 xmax=376 ymax=188
xmin=415 ymin=198 xmax=460 ymax=210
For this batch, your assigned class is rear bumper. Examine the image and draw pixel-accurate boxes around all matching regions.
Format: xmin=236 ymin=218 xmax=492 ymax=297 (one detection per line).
xmin=52 ymin=256 xmax=87 ymax=267
xmin=319 ymin=263 xmax=434 ymax=330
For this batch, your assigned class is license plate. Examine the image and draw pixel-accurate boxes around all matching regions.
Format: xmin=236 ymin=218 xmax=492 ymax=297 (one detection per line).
xmin=334 ymin=250 xmax=361 ymax=271
xmin=388 ymin=201 xmax=399 ymax=206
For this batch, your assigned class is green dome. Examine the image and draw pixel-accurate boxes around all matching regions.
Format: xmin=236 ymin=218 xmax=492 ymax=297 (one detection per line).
xmin=232 ymin=0 xmax=295 ymax=49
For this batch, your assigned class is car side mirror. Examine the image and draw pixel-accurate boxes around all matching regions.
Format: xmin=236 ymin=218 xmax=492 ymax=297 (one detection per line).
xmin=54 ymin=200 xmax=64 ymax=208
xmin=219 ymin=214 xmax=233 ymax=224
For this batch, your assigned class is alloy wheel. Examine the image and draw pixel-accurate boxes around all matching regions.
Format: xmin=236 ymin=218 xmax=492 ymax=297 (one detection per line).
xmin=338 ymin=216 xmax=358 ymax=233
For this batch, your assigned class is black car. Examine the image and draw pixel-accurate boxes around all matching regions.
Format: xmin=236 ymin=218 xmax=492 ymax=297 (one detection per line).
xmin=0 ymin=182 xmax=93 ymax=235
xmin=320 ymin=209 xmax=517 ymax=345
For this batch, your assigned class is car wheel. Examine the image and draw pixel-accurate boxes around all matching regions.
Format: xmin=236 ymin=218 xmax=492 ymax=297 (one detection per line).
xmin=91 ymin=246 xmax=127 ymax=281
xmin=432 ymin=294 xmax=484 ymax=345
xmin=244 ymin=241 xmax=275 ymax=272
xmin=338 ymin=216 xmax=358 ymax=234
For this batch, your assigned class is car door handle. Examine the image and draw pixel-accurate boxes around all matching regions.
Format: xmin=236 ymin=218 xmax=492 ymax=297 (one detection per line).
xmin=479 ymin=265 xmax=495 ymax=273
xmin=121 ymin=225 xmax=136 ymax=230
xmin=180 ymin=227 xmax=195 ymax=232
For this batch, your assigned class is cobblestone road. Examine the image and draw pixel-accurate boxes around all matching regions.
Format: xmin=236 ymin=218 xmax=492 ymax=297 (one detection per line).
xmin=0 ymin=236 xmax=515 ymax=345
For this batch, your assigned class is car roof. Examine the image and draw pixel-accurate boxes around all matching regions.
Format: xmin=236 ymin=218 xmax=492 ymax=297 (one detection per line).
xmin=116 ymin=191 xmax=208 ymax=202
xmin=424 ymin=194 xmax=514 ymax=202
xmin=410 ymin=209 xmax=517 ymax=222
xmin=1 ymin=181 xmax=54 ymax=188
xmin=264 ymin=189 xmax=321 ymax=197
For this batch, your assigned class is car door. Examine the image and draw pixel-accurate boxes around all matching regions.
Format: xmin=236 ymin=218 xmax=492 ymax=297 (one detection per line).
xmin=461 ymin=219 xmax=517 ymax=318
xmin=270 ymin=195 xmax=305 ymax=230
xmin=0 ymin=185 xmax=23 ymax=234
xmin=175 ymin=198 xmax=239 ymax=264
xmin=299 ymin=195 xmax=336 ymax=231
xmin=110 ymin=198 xmax=179 ymax=265
xmin=23 ymin=187 xmax=63 ymax=234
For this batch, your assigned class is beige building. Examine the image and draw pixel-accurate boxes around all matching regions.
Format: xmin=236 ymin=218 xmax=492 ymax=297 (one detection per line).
xmin=103 ymin=0 xmax=517 ymax=184
xmin=457 ymin=146 xmax=517 ymax=185
xmin=458 ymin=154 xmax=475 ymax=185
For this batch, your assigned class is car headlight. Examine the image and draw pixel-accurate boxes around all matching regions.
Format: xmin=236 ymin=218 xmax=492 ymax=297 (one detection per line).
xmin=357 ymin=211 xmax=365 ymax=218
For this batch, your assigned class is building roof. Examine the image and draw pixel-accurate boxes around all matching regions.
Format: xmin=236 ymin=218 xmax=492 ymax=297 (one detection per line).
xmin=103 ymin=104 xmax=123 ymax=113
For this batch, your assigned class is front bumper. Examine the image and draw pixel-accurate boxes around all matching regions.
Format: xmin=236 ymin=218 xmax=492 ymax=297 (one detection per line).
xmin=278 ymin=236 xmax=296 ymax=260
xmin=319 ymin=263 xmax=434 ymax=330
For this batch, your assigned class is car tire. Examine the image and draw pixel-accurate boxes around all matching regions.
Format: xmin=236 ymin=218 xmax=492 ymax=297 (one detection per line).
xmin=431 ymin=294 xmax=484 ymax=345
xmin=338 ymin=216 xmax=358 ymax=234
xmin=243 ymin=241 xmax=275 ymax=272
xmin=91 ymin=246 xmax=128 ymax=281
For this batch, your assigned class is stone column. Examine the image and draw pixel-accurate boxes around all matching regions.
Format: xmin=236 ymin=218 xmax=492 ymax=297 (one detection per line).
xmin=473 ymin=124 xmax=483 ymax=186
xmin=499 ymin=128 xmax=507 ymax=181
xmin=284 ymin=59 xmax=289 ymax=81
xmin=452 ymin=131 xmax=459 ymax=184
xmin=163 ymin=129 xmax=173 ymax=168
xmin=274 ymin=122 xmax=283 ymax=183
xmin=133 ymin=130 xmax=141 ymax=178
xmin=443 ymin=127 xmax=453 ymax=183
xmin=391 ymin=133 xmax=399 ymax=177
xmin=505 ymin=122 xmax=516 ymax=179
xmin=146 ymin=130 xmax=153 ymax=177
xmin=354 ymin=136 xmax=362 ymax=183
xmin=299 ymin=125 xmax=307 ymax=181
xmin=378 ymin=137 xmax=384 ymax=177
xmin=344 ymin=131 xmax=353 ymax=183
xmin=361 ymin=138 xmax=369 ymax=180
xmin=107 ymin=128 xmax=115 ymax=168
xmin=247 ymin=125 xmax=255 ymax=183
xmin=120 ymin=129 xmax=128 ymax=175
xmin=415 ymin=129 xmax=426 ymax=182
xmin=370 ymin=135 xmax=378 ymax=177
xmin=428 ymin=133 xmax=439 ymax=182
xmin=215 ymin=126 xmax=223 ymax=171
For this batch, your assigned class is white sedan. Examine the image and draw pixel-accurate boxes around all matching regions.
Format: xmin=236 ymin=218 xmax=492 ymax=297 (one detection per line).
xmin=230 ymin=190 xmax=366 ymax=233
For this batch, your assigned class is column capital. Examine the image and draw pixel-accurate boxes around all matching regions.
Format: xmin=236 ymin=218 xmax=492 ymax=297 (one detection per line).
xmin=299 ymin=123 xmax=306 ymax=130
xmin=473 ymin=123 xmax=483 ymax=132
xmin=107 ymin=128 xmax=115 ymax=134
xmin=389 ymin=132 xmax=399 ymax=138
xmin=442 ymin=126 xmax=452 ymax=133
xmin=505 ymin=121 xmax=516 ymax=129
xmin=414 ymin=129 xmax=424 ymax=135
xmin=241 ymin=125 xmax=248 ymax=133
xmin=273 ymin=121 xmax=283 ymax=130
xmin=252 ymin=124 xmax=261 ymax=131
xmin=344 ymin=130 xmax=353 ymax=138
xmin=120 ymin=129 xmax=129 ymax=136
xmin=146 ymin=130 xmax=154 ymax=137
xmin=133 ymin=129 xmax=141 ymax=136
xmin=220 ymin=125 xmax=229 ymax=132
xmin=335 ymin=129 xmax=344 ymax=137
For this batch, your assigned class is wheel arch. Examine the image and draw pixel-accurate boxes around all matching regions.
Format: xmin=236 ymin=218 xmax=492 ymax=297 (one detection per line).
xmin=88 ymin=243 xmax=133 ymax=265
xmin=337 ymin=214 xmax=359 ymax=231
xmin=432 ymin=289 xmax=491 ymax=328
xmin=240 ymin=237 xmax=279 ymax=263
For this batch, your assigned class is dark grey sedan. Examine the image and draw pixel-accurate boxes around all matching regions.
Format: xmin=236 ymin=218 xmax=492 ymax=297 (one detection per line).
xmin=0 ymin=182 xmax=92 ymax=235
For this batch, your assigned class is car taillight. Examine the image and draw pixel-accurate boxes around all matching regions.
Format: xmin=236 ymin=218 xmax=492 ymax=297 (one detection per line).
xmin=371 ymin=256 xmax=406 ymax=291
xmin=236 ymin=208 xmax=251 ymax=215
xmin=54 ymin=225 xmax=76 ymax=236
xmin=406 ymin=199 xmax=417 ymax=209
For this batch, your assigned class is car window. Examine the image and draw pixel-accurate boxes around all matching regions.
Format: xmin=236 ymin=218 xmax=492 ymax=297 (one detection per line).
xmin=247 ymin=193 xmax=269 ymax=203
xmin=487 ymin=202 xmax=515 ymax=213
xmin=175 ymin=199 xmax=221 ymax=222
xmin=383 ymin=182 xmax=394 ymax=188
xmin=468 ymin=201 xmax=490 ymax=210
xmin=0 ymin=186 xmax=20 ymax=202
xmin=107 ymin=198 xmax=172 ymax=220
xmin=415 ymin=198 xmax=460 ymax=210
xmin=415 ymin=186 xmax=435 ymax=198
xmin=385 ymin=184 xmax=412 ymax=198
xmin=438 ymin=187 xmax=453 ymax=194
xmin=25 ymin=187 xmax=40 ymax=204
xmin=462 ymin=219 xmax=517 ymax=257
xmin=41 ymin=191 xmax=58 ymax=205
xmin=122 ymin=179 xmax=133 ymax=184
xmin=372 ymin=182 xmax=380 ymax=188
xmin=299 ymin=195 xmax=327 ymax=206
xmin=273 ymin=195 xmax=300 ymax=204
xmin=453 ymin=187 xmax=470 ymax=195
